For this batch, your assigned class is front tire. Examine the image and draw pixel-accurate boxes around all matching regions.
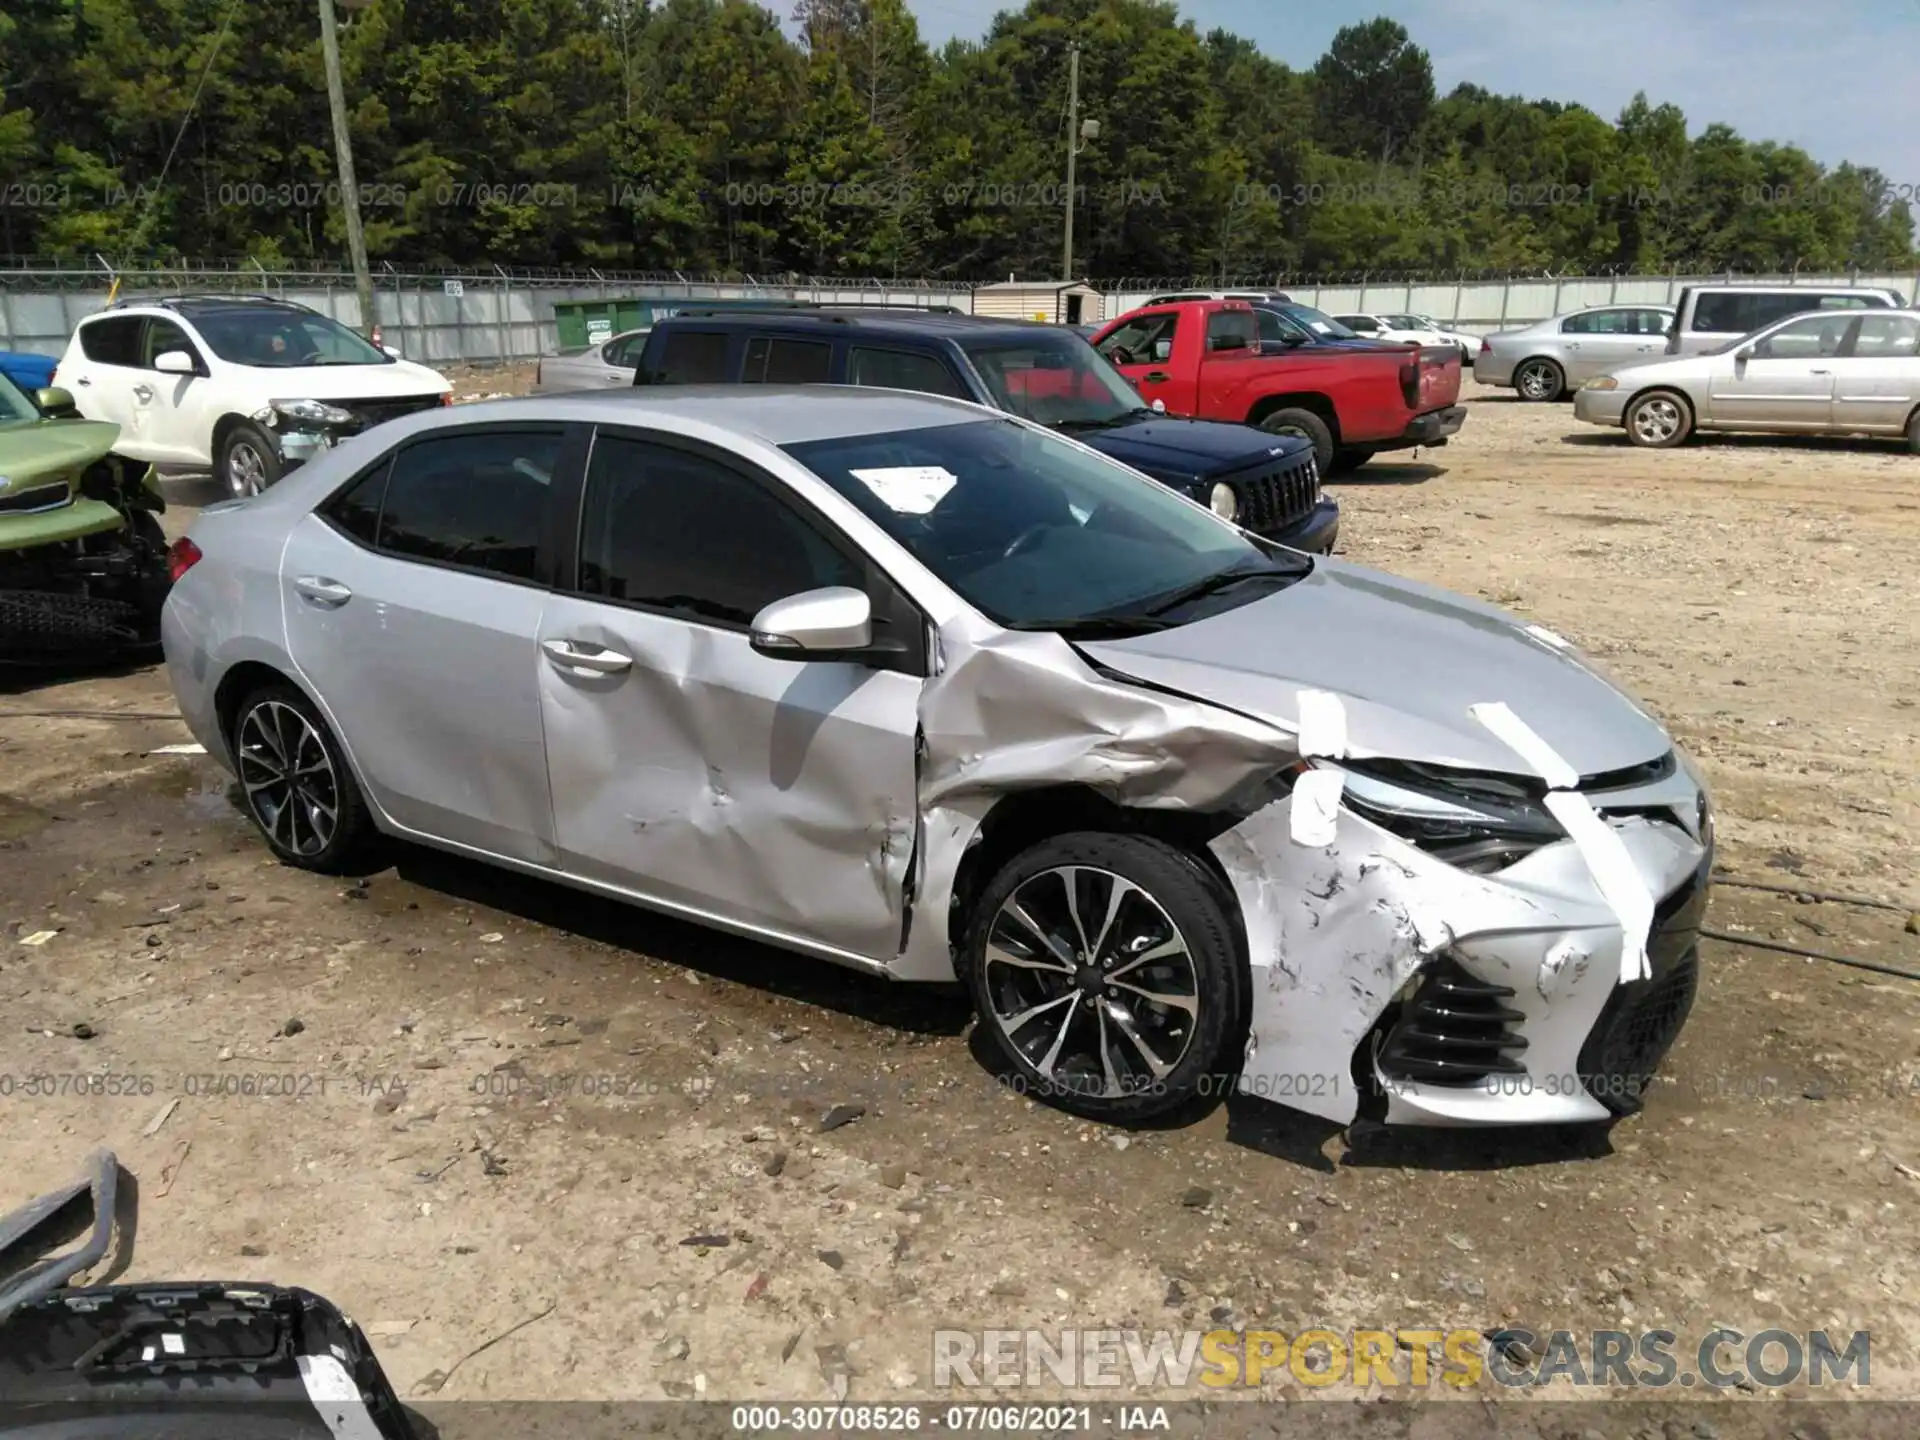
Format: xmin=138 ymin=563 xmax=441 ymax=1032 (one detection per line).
xmin=1906 ymin=409 xmax=1920 ymax=454
xmin=1259 ymin=407 xmax=1334 ymax=472
xmin=220 ymin=422 xmax=282 ymax=498
xmin=961 ymin=832 xmax=1248 ymax=1124
xmin=1624 ymin=390 xmax=1693 ymax=449
xmin=1514 ymin=357 xmax=1565 ymax=402
xmin=229 ymin=684 xmax=375 ymax=873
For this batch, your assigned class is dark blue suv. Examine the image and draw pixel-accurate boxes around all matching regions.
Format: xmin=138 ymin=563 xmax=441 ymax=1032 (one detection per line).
xmin=633 ymin=309 xmax=1338 ymax=554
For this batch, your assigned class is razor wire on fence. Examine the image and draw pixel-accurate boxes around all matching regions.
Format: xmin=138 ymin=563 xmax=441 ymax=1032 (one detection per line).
xmin=2 ymin=258 xmax=1916 ymax=365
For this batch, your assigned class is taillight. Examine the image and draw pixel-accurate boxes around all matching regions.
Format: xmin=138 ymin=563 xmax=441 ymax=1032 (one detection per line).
xmin=1478 ymin=337 xmax=1491 ymax=353
xmin=1400 ymin=356 xmax=1420 ymax=407
xmin=167 ymin=537 xmax=202 ymax=582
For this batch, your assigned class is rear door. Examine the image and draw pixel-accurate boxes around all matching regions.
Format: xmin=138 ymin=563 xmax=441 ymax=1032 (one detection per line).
xmin=63 ymin=316 xmax=145 ymax=439
xmin=1827 ymin=313 xmax=1920 ymax=433
xmin=1705 ymin=313 xmax=1852 ymax=429
xmin=1558 ymin=308 xmax=1656 ymax=385
xmin=534 ymin=428 xmax=924 ymax=961
xmin=281 ymin=423 xmax=581 ymax=862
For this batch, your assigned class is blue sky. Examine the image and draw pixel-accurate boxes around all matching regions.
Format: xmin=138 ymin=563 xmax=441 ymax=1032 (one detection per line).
xmin=904 ymin=0 xmax=1918 ymax=183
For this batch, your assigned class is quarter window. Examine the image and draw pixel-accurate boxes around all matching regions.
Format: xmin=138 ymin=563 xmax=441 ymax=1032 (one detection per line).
xmin=1204 ymin=310 xmax=1257 ymax=353
xmin=79 ymin=317 xmax=142 ymax=367
xmin=576 ymin=434 xmax=862 ymax=628
xmin=848 ymin=347 xmax=967 ymax=398
xmin=371 ymin=430 xmax=563 ymax=582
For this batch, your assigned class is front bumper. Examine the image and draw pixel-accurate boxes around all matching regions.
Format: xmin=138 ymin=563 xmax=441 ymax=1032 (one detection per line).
xmin=1378 ymin=404 xmax=1468 ymax=452
xmin=1572 ymin=386 xmax=1630 ymax=427
xmin=1209 ymin=763 xmax=1709 ymax=1127
xmin=272 ymin=427 xmax=344 ymax=470
xmin=1260 ymin=496 xmax=1340 ymax=555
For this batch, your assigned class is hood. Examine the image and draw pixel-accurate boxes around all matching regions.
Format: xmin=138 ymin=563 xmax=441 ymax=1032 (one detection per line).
xmin=244 ymin=357 xmax=450 ymax=399
xmin=1076 ymin=556 xmax=1672 ymax=779
xmin=1085 ymin=416 xmax=1311 ymax=482
xmin=0 ymin=418 xmax=120 ymax=486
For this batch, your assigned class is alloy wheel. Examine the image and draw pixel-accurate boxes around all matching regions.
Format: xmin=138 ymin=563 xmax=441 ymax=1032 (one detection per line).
xmin=227 ymin=440 xmax=268 ymax=497
xmin=1516 ymin=361 xmax=1559 ymax=401
xmin=236 ymin=701 xmax=339 ymax=858
xmin=1631 ymin=396 xmax=1683 ymax=445
xmin=982 ymin=866 xmax=1200 ymax=1099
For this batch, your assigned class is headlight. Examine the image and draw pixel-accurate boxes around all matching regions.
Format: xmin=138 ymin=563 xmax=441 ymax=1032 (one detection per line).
xmin=1582 ymin=376 xmax=1620 ymax=392
xmin=1317 ymin=758 xmax=1564 ymax=873
xmin=1209 ymin=482 xmax=1238 ymax=520
xmin=267 ymin=398 xmax=355 ymax=428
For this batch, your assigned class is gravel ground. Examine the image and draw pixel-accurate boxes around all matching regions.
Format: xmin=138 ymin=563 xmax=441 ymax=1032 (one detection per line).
xmin=2 ymin=377 xmax=1916 ymax=1429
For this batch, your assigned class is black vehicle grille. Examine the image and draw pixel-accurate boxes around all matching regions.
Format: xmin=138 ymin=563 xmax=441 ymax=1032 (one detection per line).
xmin=1577 ymin=853 xmax=1711 ymax=1115
xmin=1231 ymin=451 xmax=1319 ymax=535
xmin=1376 ymin=955 xmax=1529 ymax=1088
xmin=0 ymin=483 xmax=73 ymax=515
xmin=340 ymin=394 xmax=444 ymax=430
xmin=0 ymin=590 xmax=145 ymax=658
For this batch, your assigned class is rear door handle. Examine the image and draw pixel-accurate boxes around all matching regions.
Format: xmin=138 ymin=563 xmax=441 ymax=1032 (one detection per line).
xmin=294 ymin=575 xmax=353 ymax=607
xmin=1809 ymin=368 xmax=1832 ymax=374
xmin=74 ymin=376 xmax=91 ymax=387
xmin=541 ymin=638 xmax=633 ymax=675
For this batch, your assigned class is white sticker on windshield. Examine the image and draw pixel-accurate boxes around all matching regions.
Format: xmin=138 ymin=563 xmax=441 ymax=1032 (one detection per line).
xmin=1309 ymin=322 xmax=1332 ymax=334
xmin=849 ymin=466 xmax=958 ymax=515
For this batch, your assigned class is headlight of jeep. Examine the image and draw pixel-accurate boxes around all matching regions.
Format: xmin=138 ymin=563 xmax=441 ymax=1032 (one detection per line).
xmin=1583 ymin=376 xmax=1620 ymax=392
xmin=1209 ymin=482 xmax=1238 ymax=521
xmin=260 ymin=398 xmax=355 ymax=429
xmin=1317 ymin=758 xmax=1564 ymax=873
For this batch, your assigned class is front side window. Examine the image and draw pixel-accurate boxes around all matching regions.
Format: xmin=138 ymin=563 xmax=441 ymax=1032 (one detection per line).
xmin=849 ymin=347 xmax=969 ymax=398
xmin=79 ymin=316 xmax=143 ymax=367
xmin=964 ymin=333 xmax=1148 ymax=430
xmin=1098 ymin=312 xmax=1180 ymax=368
xmin=372 ymin=430 xmax=562 ymax=582
xmin=577 ymin=434 xmax=862 ymax=628
xmin=191 ymin=308 xmax=391 ymax=367
xmin=1751 ymin=313 xmax=1855 ymax=360
xmin=785 ymin=417 xmax=1280 ymax=632
xmin=142 ymin=319 xmax=201 ymax=369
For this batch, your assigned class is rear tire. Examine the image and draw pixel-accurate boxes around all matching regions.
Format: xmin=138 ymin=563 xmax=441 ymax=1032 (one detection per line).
xmin=228 ymin=683 xmax=376 ymax=873
xmin=1514 ymin=357 xmax=1565 ymax=402
xmin=1624 ymin=390 xmax=1693 ymax=449
xmin=220 ymin=422 xmax=282 ymax=498
xmin=1258 ymin=408 xmax=1334 ymax=472
xmin=960 ymin=831 xmax=1248 ymax=1124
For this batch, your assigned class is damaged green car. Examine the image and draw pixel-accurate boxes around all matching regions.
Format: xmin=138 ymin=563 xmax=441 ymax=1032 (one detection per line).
xmin=0 ymin=370 xmax=172 ymax=661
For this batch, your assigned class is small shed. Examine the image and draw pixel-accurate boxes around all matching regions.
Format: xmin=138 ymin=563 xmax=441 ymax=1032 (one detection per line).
xmin=970 ymin=280 xmax=1104 ymax=326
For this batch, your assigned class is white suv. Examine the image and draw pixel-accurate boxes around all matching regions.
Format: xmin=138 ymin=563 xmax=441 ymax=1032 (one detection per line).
xmin=57 ymin=295 xmax=452 ymax=497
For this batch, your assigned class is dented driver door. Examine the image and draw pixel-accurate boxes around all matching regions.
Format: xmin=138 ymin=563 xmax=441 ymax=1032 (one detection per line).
xmin=536 ymin=429 xmax=923 ymax=965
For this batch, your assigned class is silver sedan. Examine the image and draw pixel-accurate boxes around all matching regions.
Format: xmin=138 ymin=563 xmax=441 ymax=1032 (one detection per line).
xmin=1573 ymin=308 xmax=1920 ymax=449
xmin=160 ymin=387 xmax=1710 ymax=1130
xmin=532 ymin=329 xmax=649 ymax=393
xmin=1477 ymin=305 xmax=1675 ymax=401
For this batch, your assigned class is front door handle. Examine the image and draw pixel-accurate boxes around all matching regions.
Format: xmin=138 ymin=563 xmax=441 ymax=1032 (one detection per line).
xmin=74 ymin=376 xmax=91 ymax=387
xmin=132 ymin=384 xmax=153 ymax=401
xmin=1809 ymin=368 xmax=1832 ymax=375
xmin=1144 ymin=371 xmax=1171 ymax=383
xmin=541 ymin=638 xmax=633 ymax=675
xmin=294 ymin=575 xmax=353 ymax=607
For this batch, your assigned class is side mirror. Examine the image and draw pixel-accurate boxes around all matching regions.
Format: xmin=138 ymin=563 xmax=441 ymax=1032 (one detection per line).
xmin=1735 ymin=345 xmax=1755 ymax=361
xmin=34 ymin=386 xmax=78 ymax=416
xmin=749 ymin=586 xmax=873 ymax=660
xmin=1153 ymin=340 xmax=1173 ymax=361
xmin=153 ymin=350 xmax=196 ymax=375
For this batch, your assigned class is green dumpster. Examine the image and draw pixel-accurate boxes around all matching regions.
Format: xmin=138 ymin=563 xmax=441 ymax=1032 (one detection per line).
xmin=552 ymin=298 xmax=652 ymax=352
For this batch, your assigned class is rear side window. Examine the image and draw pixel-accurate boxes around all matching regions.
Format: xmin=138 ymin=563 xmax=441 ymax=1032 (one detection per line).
xmin=372 ymin=429 xmax=563 ymax=582
xmin=1204 ymin=311 xmax=1257 ymax=353
xmin=1693 ymin=291 xmax=1888 ymax=334
xmin=1850 ymin=314 xmax=1920 ymax=356
xmin=324 ymin=459 xmax=390 ymax=546
xmin=650 ymin=330 xmax=731 ymax=384
xmin=849 ymin=347 xmax=967 ymax=398
xmin=79 ymin=317 xmax=142 ymax=366
xmin=744 ymin=336 xmax=832 ymax=384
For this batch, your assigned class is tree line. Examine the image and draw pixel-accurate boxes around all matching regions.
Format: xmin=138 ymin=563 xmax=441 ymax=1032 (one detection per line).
xmin=0 ymin=0 xmax=1913 ymax=279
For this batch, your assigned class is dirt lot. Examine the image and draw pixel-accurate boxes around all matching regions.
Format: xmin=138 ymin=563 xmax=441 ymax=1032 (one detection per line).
xmin=3 ymin=376 xmax=1917 ymax=1425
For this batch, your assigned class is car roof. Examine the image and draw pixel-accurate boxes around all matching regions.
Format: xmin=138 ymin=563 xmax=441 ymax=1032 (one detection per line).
xmin=657 ymin=309 xmax=1067 ymax=344
xmin=420 ymin=384 xmax=995 ymax=446
xmin=95 ymin=293 xmax=318 ymax=320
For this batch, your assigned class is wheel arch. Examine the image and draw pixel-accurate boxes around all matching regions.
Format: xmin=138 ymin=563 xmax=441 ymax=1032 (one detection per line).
xmin=212 ymin=658 xmax=383 ymax=823
xmin=1626 ymin=383 xmax=1696 ymax=422
xmin=211 ymin=411 xmax=259 ymax=464
xmin=1245 ymin=392 xmax=1341 ymax=443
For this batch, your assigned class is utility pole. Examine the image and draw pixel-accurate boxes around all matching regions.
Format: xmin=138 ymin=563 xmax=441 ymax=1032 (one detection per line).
xmin=1062 ymin=42 xmax=1080 ymax=284
xmin=319 ymin=0 xmax=377 ymax=338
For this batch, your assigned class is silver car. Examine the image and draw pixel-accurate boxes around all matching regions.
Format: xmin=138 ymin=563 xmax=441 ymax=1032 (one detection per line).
xmin=161 ymin=388 xmax=1711 ymax=1129
xmin=532 ymin=329 xmax=650 ymax=393
xmin=1476 ymin=305 xmax=1675 ymax=401
xmin=1574 ymin=308 xmax=1920 ymax=449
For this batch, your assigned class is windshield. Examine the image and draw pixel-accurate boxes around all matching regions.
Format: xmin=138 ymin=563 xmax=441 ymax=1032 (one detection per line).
xmin=191 ymin=309 xmax=392 ymax=368
xmin=960 ymin=333 xmax=1145 ymax=428
xmin=1280 ymin=305 xmax=1358 ymax=339
xmin=0 ymin=370 xmax=41 ymax=427
xmin=785 ymin=418 xmax=1289 ymax=632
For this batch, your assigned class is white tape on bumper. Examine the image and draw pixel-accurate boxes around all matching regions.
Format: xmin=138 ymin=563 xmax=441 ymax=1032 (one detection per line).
xmin=1295 ymin=688 xmax=1349 ymax=759
xmin=1290 ymin=689 xmax=1348 ymax=846
xmin=1471 ymin=703 xmax=1654 ymax=984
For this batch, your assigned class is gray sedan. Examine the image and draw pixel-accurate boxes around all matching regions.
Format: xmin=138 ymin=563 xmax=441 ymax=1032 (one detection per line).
xmin=532 ymin=328 xmax=650 ymax=393
xmin=1477 ymin=305 xmax=1675 ymax=401
xmin=1573 ymin=308 xmax=1920 ymax=449
xmin=160 ymin=387 xmax=1710 ymax=1129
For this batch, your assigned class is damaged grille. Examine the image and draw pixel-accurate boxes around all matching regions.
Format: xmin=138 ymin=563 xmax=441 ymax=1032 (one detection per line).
xmin=1577 ymin=854 xmax=1710 ymax=1115
xmin=339 ymin=394 xmax=445 ymax=430
xmin=1376 ymin=955 xmax=1528 ymax=1088
xmin=1230 ymin=451 xmax=1319 ymax=535
xmin=0 ymin=483 xmax=73 ymax=515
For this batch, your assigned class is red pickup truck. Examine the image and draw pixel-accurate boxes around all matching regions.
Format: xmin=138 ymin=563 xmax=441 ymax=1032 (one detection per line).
xmin=1091 ymin=299 xmax=1466 ymax=473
